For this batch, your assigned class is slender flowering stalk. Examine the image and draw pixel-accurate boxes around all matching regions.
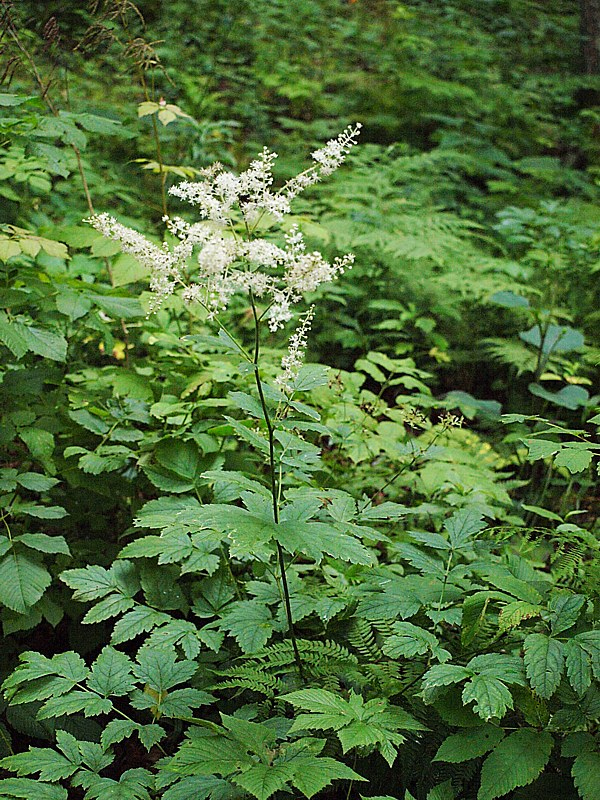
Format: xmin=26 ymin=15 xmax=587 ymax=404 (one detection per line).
xmin=275 ymin=305 xmax=315 ymax=393
xmin=88 ymin=127 xmax=361 ymax=679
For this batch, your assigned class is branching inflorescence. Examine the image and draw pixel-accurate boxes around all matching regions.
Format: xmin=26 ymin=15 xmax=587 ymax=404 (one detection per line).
xmin=89 ymin=124 xmax=361 ymax=388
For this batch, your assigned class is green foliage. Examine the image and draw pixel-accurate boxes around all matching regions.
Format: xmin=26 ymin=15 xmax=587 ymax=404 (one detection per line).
xmin=0 ymin=1 xmax=598 ymax=799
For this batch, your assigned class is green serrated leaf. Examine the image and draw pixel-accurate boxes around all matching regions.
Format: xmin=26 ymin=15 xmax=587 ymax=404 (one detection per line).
xmin=220 ymin=601 xmax=274 ymax=653
xmin=0 ymin=778 xmax=68 ymax=799
xmin=111 ymin=606 xmax=170 ymax=644
xmin=16 ymin=533 xmax=70 ymax=555
xmin=462 ymin=675 xmax=513 ymax=720
xmin=291 ymin=755 xmax=365 ymax=798
xmin=572 ymin=751 xmax=600 ymax=800
xmin=565 ymin=640 xmax=592 ymax=696
xmin=0 ymin=747 xmax=78 ymax=781
xmin=134 ymin=647 xmax=197 ymax=693
xmin=554 ymin=447 xmax=594 ymax=474
xmin=434 ymin=725 xmax=505 ymax=763
xmin=83 ymin=594 xmax=135 ymax=624
xmin=547 ymin=594 xmax=586 ymax=635
xmin=232 ymin=763 xmax=296 ymax=800
xmin=38 ymin=690 xmax=112 ymax=719
xmin=0 ymin=552 xmax=51 ymax=613
xmin=87 ymin=647 xmax=136 ymax=696
xmin=478 ymin=729 xmax=553 ymax=800
xmin=523 ymin=634 xmax=565 ymax=699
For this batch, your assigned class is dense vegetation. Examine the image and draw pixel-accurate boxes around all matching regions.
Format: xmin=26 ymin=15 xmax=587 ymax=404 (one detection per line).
xmin=0 ymin=1 xmax=599 ymax=798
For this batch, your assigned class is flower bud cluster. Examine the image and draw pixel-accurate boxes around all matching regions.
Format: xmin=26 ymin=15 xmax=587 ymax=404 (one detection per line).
xmin=275 ymin=305 xmax=315 ymax=392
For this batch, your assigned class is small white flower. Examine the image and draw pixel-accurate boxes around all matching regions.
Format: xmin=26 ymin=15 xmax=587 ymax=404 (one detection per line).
xmin=311 ymin=123 xmax=362 ymax=176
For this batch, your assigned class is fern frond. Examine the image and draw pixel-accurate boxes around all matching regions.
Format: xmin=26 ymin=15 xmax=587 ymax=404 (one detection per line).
xmin=213 ymin=666 xmax=282 ymax=698
xmin=347 ymin=618 xmax=383 ymax=660
xmin=251 ymin=639 xmax=358 ymax=668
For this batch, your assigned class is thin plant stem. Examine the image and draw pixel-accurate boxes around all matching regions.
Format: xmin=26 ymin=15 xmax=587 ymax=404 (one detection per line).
xmin=249 ymin=290 xmax=304 ymax=681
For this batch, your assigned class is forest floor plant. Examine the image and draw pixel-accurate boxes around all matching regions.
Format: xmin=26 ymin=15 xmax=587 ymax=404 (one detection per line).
xmin=88 ymin=124 xmax=362 ymax=678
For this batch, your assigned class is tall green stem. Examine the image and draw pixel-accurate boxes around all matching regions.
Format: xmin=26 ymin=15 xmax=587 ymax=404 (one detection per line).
xmin=249 ymin=291 xmax=304 ymax=680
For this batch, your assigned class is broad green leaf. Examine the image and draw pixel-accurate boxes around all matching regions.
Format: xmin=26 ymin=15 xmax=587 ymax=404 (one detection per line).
xmin=0 ymin=552 xmax=51 ymax=613
xmin=2 ymin=651 xmax=88 ymax=695
xmin=565 ymin=640 xmax=592 ymax=696
xmin=528 ymin=384 xmax=589 ymax=411
xmin=68 ymin=408 xmax=110 ymax=435
xmin=478 ymin=729 xmax=553 ymax=800
xmin=427 ymin=781 xmax=455 ymax=800
xmin=489 ymin=291 xmax=529 ymax=308
xmin=161 ymin=776 xmax=235 ymax=800
xmin=56 ymin=289 xmax=92 ymax=321
xmin=547 ymin=593 xmax=586 ymax=635
xmin=101 ymin=720 xmax=138 ymax=749
xmin=16 ymin=533 xmax=70 ymax=555
xmin=462 ymin=675 xmax=513 ymax=720
xmin=88 ymin=647 xmax=136 ymax=696
xmin=37 ymin=690 xmax=112 ymax=719
xmin=0 ymin=239 xmax=22 ymax=262
xmin=421 ymin=664 xmax=471 ymax=701
xmin=291 ymin=756 xmax=364 ymax=798
xmin=444 ymin=507 xmax=485 ymax=548
xmin=19 ymin=428 xmax=55 ymax=465
xmin=232 ymin=763 xmax=296 ymax=800
xmin=155 ymin=438 xmax=201 ymax=480
xmin=15 ymin=473 xmax=59 ymax=492
xmin=0 ymin=747 xmax=78 ymax=781
xmin=136 ymin=724 xmax=167 ymax=752
xmin=156 ymin=688 xmax=213 ymax=718
xmin=520 ymin=324 xmax=584 ymax=355
xmin=524 ymin=439 xmax=561 ymax=461
xmin=498 ymin=600 xmax=541 ymax=633
xmin=554 ymin=447 xmax=593 ymax=474
xmin=572 ymin=752 xmax=600 ymax=800
xmin=466 ymin=654 xmax=527 ymax=685
xmin=461 ymin=593 xmax=490 ymax=645
xmin=14 ymin=503 xmax=67 ymax=519
xmin=434 ymin=725 xmax=504 ymax=763
xmin=0 ymin=93 xmax=37 ymax=106
xmin=134 ymin=647 xmax=197 ymax=693
xmin=276 ymin=520 xmax=374 ymax=565
xmin=21 ymin=325 xmax=68 ymax=361
xmin=0 ymin=312 xmax=30 ymax=357
xmin=220 ymin=601 xmax=274 ymax=653
xmin=61 ymin=561 xmax=139 ymax=602
xmin=88 ymin=293 xmax=143 ymax=319
xmin=283 ymin=688 xmax=357 ymax=718
xmin=383 ymin=622 xmax=450 ymax=662
xmin=291 ymin=364 xmax=330 ymax=391
xmin=111 ymin=606 xmax=170 ymax=644
xmin=83 ymin=594 xmax=135 ymax=624
xmin=0 ymin=778 xmax=67 ymax=799
xmin=168 ymin=737 xmax=253 ymax=776
xmin=521 ymin=504 xmax=563 ymax=522
xmin=523 ymin=634 xmax=565 ymax=698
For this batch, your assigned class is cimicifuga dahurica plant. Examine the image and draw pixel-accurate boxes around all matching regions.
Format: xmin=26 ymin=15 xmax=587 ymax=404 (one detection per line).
xmin=88 ymin=124 xmax=362 ymax=679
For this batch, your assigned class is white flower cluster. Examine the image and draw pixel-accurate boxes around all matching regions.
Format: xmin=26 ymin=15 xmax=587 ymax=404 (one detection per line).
xmin=168 ymin=124 xmax=361 ymax=224
xmin=88 ymin=125 xmax=360 ymax=330
xmin=275 ymin=306 xmax=315 ymax=393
